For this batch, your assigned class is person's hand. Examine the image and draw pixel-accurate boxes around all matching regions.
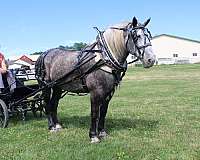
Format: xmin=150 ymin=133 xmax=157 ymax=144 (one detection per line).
xmin=0 ymin=68 xmax=8 ymax=74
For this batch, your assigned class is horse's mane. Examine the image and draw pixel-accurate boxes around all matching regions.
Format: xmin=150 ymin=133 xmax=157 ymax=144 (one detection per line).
xmin=103 ymin=22 xmax=131 ymax=63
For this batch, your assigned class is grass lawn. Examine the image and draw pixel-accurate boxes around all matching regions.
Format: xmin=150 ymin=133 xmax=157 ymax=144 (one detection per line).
xmin=1 ymin=64 xmax=200 ymax=160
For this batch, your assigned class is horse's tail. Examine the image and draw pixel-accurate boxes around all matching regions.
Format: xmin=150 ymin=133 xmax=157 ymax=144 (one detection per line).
xmin=35 ymin=51 xmax=48 ymax=84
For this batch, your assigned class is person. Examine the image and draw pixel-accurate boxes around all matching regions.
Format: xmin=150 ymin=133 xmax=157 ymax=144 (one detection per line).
xmin=0 ymin=52 xmax=7 ymax=73
xmin=0 ymin=52 xmax=9 ymax=92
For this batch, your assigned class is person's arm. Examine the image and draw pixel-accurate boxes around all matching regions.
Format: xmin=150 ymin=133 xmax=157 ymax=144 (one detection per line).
xmin=0 ymin=59 xmax=8 ymax=74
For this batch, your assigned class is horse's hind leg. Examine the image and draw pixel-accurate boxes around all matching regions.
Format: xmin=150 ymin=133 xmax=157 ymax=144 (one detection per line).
xmin=41 ymin=87 xmax=53 ymax=129
xmin=45 ymin=87 xmax=62 ymax=132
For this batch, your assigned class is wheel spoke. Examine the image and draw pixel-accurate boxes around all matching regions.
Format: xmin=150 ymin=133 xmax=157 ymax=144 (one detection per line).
xmin=0 ymin=108 xmax=3 ymax=118
xmin=0 ymin=118 xmax=3 ymax=126
xmin=0 ymin=114 xmax=4 ymax=126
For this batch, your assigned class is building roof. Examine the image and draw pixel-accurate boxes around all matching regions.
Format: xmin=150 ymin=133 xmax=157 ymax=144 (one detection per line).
xmin=153 ymin=34 xmax=200 ymax=44
xmin=8 ymin=54 xmax=40 ymax=62
xmin=19 ymin=55 xmax=34 ymax=65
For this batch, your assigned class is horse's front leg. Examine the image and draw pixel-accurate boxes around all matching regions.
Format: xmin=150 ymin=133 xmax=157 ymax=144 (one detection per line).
xmin=89 ymin=91 xmax=105 ymax=143
xmin=98 ymin=90 xmax=115 ymax=138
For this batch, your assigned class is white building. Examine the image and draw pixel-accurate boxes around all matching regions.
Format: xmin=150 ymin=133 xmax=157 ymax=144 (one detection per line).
xmin=8 ymin=54 xmax=40 ymax=70
xmin=8 ymin=59 xmax=33 ymax=69
xmin=127 ymin=34 xmax=200 ymax=65
xmin=152 ymin=34 xmax=200 ymax=65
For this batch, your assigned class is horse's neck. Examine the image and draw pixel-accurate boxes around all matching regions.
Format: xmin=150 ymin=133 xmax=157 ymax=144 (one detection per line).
xmin=104 ymin=30 xmax=128 ymax=64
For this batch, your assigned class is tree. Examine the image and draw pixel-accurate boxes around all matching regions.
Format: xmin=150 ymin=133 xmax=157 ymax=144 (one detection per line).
xmin=30 ymin=42 xmax=87 ymax=55
xmin=31 ymin=51 xmax=43 ymax=55
xmin=58 ymin=42 xmax=87 ymax=51
xmin=72 ymin=42 xmax=87 ymax=51
xmin=58 ymin=45 xmax=67 ymax=50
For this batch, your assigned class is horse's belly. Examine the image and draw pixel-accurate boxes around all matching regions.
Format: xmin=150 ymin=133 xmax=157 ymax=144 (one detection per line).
xmin=61 ymin=80 xmax=88 ymax=93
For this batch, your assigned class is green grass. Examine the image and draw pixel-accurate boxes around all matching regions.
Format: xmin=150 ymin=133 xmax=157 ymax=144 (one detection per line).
xmin=1 ymin=64 xmax=200 ymax=160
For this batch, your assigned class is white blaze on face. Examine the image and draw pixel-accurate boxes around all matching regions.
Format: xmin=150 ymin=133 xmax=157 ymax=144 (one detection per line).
xmin=136 ymin=29 xmax=145 ymax=45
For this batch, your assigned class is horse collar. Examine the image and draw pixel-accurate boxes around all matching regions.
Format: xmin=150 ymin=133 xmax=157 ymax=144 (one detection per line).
xmin=94 ymin=27 xmax=127 ymax=72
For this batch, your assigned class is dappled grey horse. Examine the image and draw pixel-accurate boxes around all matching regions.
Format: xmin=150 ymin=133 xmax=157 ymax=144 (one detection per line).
xmin=35 ymin=17 xmax=156 ymax=143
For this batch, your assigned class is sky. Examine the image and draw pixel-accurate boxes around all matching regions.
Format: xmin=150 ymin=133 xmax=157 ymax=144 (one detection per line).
xmin=0 ymin=0 xmax=200 ymax=58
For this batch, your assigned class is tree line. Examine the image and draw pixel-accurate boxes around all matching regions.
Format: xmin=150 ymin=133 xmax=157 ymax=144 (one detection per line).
xmin=31 ymin=42 xmax=87 ymax=55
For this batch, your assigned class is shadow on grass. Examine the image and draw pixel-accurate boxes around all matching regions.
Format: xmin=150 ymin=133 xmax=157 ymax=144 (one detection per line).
xmin=60 ymin=115 xmax=159 ymax=132
xmin=7 ymin=112 xmax=46 ymax=127
xmin=7 ymin=113 xmax=159 ymax=135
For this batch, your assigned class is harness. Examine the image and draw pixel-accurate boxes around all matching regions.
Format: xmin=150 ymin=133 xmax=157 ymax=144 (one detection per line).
xmin=76 ymin=42 xmax=103 ymax=91
xmin=92 ymin=24 xmax=152 ymax=83
xmin=35 ymin=23 xmax=152 ymax=90
xmin=94 ymin=27 xmax=127 ymax=72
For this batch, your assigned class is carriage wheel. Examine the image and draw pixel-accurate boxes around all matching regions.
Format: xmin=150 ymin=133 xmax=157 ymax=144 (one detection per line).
xmin=0 ymin=99 xmax=9 ymax=128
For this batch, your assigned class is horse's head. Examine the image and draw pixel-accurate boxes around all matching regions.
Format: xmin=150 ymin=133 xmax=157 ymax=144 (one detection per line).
xmin=125 ymin=17 xmax=156 ymax=68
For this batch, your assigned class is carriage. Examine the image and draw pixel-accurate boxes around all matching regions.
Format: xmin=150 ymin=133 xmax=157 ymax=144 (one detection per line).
xmin=0 ymin=74 xmax=44 ymax=128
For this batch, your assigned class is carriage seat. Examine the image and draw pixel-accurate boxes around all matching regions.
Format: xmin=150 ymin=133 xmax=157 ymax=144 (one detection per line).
xmin=0 ymin=71 xmax=16 ymax=93
xmin=0 ymin=73 xmax=7 ymax=93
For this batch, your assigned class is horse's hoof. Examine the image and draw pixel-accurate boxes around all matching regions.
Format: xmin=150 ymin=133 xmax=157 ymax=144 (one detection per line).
xmin=49 ymin=124 xmax=62 ymax=133
xmin=49 ymin=127 xmax=58 ymax=133
xmin=99 ymin=130 xmax=108 ymax=139
xmin=90 ymin=137 xmax=100 ymax=143
xmin=55 ymin=124 xmax=62 ymax=130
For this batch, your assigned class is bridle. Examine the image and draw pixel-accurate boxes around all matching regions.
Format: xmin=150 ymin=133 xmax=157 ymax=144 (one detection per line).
xmin=111 ymin=25 xmax=152 ymax=64
xmin=92 ymin=23 xmax=152 ymax=74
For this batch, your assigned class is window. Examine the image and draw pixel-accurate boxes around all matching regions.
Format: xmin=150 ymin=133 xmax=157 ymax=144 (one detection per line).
xmin=193 ymin=53 xmax=197 ymax=56
xmin=173 ymin=54 xmax=178 ymax=57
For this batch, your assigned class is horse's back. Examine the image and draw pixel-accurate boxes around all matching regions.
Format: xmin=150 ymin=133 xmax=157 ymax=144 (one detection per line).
xmin=36 ymin=48 xmax=80 ymax=82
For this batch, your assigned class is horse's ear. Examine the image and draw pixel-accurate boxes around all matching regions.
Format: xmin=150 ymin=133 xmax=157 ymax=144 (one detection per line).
xmin=132 ymin=17 xmax=138 ymax=27
xmin=143 ymin=18 xmax=151 ymax=27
